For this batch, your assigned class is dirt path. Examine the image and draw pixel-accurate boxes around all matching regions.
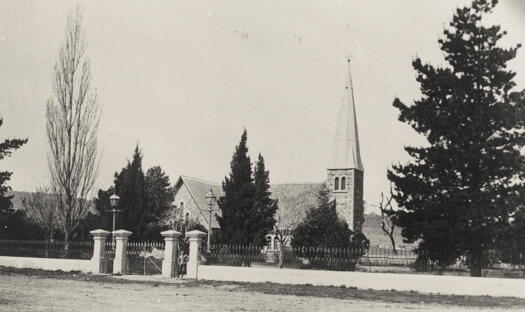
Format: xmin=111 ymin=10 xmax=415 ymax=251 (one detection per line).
xmin=0 ymin=273 xmax=522 ymax=312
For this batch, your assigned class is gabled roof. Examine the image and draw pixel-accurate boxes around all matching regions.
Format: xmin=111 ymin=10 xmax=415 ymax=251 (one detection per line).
xmin=328 ymin=58 xmax=364 ymax=171
xmin=174 ymin=175 xmax=223 ymax=228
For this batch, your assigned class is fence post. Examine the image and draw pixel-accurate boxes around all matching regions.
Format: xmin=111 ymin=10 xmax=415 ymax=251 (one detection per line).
xmin=161 ymin=230 xmax=182 ymax=278
xmin=90 ymin=229 xmax=110 ymax=274
xmin=112 ymin=230 xmax=132 ymax=275
xmin=185 ymin=230 xmax=206 ymax=279
xmin=278 ymin=242 xmax=284 ymax=269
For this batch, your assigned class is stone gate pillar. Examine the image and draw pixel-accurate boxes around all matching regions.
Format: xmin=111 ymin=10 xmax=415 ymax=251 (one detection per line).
xmin=112 ymin=229 xmax=132 ymax=275
xmin=90 ymin=229 xmax=110 ymax=274
xmin=185 ymin=230 xmax=207 ymax=279
xmin=161 ymin=230 xmax=182 ymax=278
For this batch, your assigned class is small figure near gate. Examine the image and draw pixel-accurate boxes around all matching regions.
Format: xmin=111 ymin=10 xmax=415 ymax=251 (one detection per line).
xmin=177 ymin=251 xmax=188 ymax=278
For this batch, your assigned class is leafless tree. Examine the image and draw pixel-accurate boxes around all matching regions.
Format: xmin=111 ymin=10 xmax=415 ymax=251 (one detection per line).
xmin=273 ymin=206 xmax=304 ymax=268
xmin=379 ymin=185 xmax=397 ymax=254
xmin=20 ymin=187 xmax=60 ymax=256
xmin=157 ymin=205 xmax=201 ymax=233
xmin=20 ymin=187 xmax=59 ymax=241
xmin=274 ymin=209 xmax=301 ymax=248
xmin=46 ymin=7 xmax=100 ymax=253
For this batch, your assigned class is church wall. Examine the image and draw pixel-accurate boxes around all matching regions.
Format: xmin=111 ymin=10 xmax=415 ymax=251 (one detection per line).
xmin=173 ymin=184 xmax=207 ymax=226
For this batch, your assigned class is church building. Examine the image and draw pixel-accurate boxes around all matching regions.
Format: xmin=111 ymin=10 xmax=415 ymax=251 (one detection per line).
xmin=172 ymin=58 xmax=364 ymax=236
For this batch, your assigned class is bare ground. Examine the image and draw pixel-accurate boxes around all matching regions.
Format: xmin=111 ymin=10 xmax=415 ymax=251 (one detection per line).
xmin=0 ymin=267 xmax=524 ymax=311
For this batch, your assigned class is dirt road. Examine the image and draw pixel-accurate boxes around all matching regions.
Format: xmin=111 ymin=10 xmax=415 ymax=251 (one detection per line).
xmin=0 ymin=270 xmax=523 ymax=311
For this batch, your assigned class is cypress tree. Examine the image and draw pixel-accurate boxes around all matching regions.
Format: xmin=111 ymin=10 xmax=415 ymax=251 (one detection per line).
xmin=252 ymin=153 xmax=278 ymax=246
xmin=217 ymin=129 xmax=257 ymax=245
xmin=114 ymin=145 xmax=148 ymax=240
xmin=388 ymin=0 xmax=525 ymax=276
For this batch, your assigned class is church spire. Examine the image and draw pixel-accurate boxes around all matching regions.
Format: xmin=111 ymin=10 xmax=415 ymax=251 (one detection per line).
xmin=328 ymin=57 xmax=364 ymax=171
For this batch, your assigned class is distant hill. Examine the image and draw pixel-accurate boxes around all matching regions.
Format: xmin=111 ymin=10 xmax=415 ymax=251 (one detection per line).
xmin=362 ymin=212 xmax=416 ymax=249
xmin=7 ymin=191 xmax=98 ymax=215
xmin=7 ymin=191 xmax=32 ymax=211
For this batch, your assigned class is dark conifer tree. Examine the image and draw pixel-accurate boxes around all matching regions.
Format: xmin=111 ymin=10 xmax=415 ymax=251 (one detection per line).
xmin=252 ymin=153 xmax=278 ymax=246
xmin=0 ymin=118 xmax=27 ymax=214
xmin=216 ymin=129 xmax=257 ymax=245
xmin=291 ymin=185 xmax=368 ymax=249
xmin=93 ymin=187 xmax=115 ymax=231
xmin=114 ymin=145 xmax=148 ymax=240
xmin=142 ymin=166 xmax=174 ymax=240
xmin=0 ymin=118 xmax=28 ymax=238
xmin=388 ymin=0 xmax=525 ymax=276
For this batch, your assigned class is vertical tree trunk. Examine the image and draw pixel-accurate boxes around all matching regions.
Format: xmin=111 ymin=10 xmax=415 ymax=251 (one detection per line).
xmin=63 ymin=230 xmax=70 ymax=258
xmin=45 ymin=230 xmax=52 ymax=258
xmin=389 ymin=235 xmax=397 ymax=255
xmin=278 ymin=242 xmax=284 ymax=269
xmin=469 ymin=250 xmax=483 ymax=277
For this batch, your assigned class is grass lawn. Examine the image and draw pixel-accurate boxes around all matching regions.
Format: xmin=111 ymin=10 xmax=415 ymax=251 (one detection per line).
xmin=1 ymin=266 xmax=524 ymax=311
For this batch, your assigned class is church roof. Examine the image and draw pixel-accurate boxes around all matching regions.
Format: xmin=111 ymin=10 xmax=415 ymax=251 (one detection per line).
xmin=328 ymin=58 xmax=364 ymax=171
xmin=174 ymin=175 xmax=320 ymax=230
xmin=269 ymin=183 xmax=322 ymax=230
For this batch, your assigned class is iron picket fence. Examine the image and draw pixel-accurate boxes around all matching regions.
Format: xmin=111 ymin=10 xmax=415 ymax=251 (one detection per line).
xmin=204 ymin=244 xmax=525 ymax=278
xmin=0 ymin=239 xmax=93 ymax=259
xmin=1 ymin=239 xmax=523 ymax=278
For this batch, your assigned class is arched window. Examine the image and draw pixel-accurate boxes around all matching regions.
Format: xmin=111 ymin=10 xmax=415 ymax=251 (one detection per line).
xmin=341 ymin=176 xmax=346 ymax=190
xmin=180 ymin=201 xmax=184 ymax=210
xmin=334 ymin=177 xmax=340 ymax=190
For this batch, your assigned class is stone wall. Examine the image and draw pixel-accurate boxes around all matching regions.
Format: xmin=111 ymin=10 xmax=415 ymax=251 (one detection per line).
xmin=172 ymin=183 xmax=208 ymax=226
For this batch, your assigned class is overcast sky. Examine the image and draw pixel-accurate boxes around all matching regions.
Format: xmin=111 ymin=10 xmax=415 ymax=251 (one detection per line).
xmin=1 ymin=0 xmax=524 ymax=213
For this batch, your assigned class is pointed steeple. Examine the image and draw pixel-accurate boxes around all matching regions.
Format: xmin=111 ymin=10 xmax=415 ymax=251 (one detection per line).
xmin=328 ymin=57 xmax=364 ymax=171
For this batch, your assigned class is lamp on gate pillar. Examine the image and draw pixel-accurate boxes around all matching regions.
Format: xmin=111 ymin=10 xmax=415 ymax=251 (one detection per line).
xmin=109 ymin=194 xmax=122 ymax=247
xmin=205 ymin=189 xmax=218 ymax=253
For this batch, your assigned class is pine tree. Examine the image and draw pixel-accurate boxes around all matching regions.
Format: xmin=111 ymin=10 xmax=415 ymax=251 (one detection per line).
xmin=114 ymin=145 xmax=148 ymax=240
xmin=252 ymin=153 xmax=278 ymax=246
xmin=0 ymin=118 xmax=28 ymax=238
xmin=145 ymin=166 xmax=174 ymax=219
xmin=0 ymin=118 xmax=27 ymax=214
xmin=216 ymin=129 xmax=257 ymax=245
xmin=93 ymin=187 xmax=115 ymax=231
xmin=388 ymin=0 xmax=525 ymax=276
xmin=292 ymin=185 xmax=358 ymax=248
xmin=143 ymin=166 xmax=174 ymax=240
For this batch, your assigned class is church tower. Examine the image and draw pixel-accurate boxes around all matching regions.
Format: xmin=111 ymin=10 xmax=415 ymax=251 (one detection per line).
xmin=327 ymin=57 xmax=364 ymax=232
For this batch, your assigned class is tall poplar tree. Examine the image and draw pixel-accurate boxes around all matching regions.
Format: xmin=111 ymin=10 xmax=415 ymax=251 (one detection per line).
xmin=217 ymin=129 xmax=257 ymax=245
xmin=46 ymin=8 xmax=100 ymax=251
xmin=252 ymin=153 xmax=278 ymax=246
xmin=388 ymin=0 xmax=525 ymax=276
